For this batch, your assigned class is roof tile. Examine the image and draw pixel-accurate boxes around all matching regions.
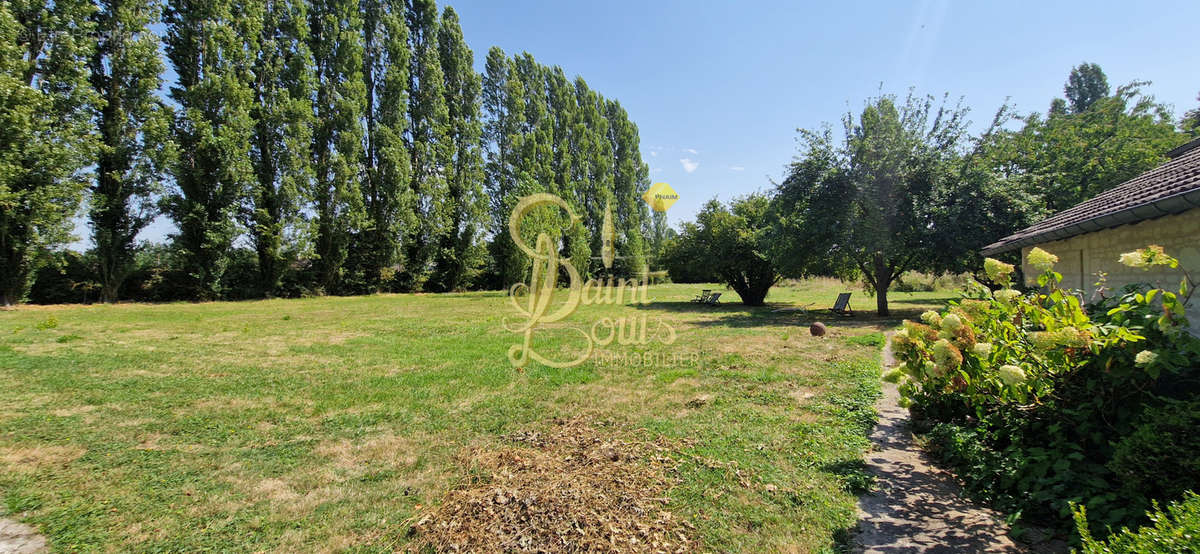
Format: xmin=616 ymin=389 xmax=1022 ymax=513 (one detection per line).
xmin=982 ymin=138 xmax=1200 ymax=254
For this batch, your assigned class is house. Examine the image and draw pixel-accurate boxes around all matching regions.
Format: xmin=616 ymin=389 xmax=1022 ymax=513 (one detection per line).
xmin=982 ymin=137 xmax=1200 ymax=330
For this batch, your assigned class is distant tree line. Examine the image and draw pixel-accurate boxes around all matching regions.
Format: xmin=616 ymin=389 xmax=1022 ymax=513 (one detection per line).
xmin=666 ymin=64 xmax=1195 ymax=311
xmin=1 ymin=0 xmax=650 ymax=305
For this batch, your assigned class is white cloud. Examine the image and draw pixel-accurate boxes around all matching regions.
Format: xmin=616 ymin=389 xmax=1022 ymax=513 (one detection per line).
xmin=729 ymin=166 xmax=745 ymax=171
xmin=685 ymin=148 xmax=698 ymax=154
xmin=679 ymin=158 xmax=699 ymax=173
xmin=649 ymin=151 xmax=657 ymax=157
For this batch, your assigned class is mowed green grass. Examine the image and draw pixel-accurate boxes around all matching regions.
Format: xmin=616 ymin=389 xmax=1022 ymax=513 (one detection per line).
xmin=0 ymin=280 xmax=953 ymax=552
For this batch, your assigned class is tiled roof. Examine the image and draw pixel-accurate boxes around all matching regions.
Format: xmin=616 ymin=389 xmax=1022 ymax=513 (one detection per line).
xmin=982 ymin=137 xmax=1200 ymax=255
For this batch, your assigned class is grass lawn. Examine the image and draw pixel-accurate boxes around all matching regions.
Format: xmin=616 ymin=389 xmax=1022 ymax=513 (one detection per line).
xmin=0 ymin=280 xmax=953 ymax=552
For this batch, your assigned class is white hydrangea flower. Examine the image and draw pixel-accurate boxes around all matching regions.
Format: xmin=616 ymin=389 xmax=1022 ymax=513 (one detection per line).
xmin=1027 ymin=247 xmax=1059 ymax=272
xmin=998 ymin=364 xmax=1026 ymax=386
xmin=984 ymin=258 xmax=1015 ymax=284
xmin=932 ymin=339 xmax=962 ymax=371
xmin=1118 ymin=251 xmax=1145 ymax=268
xmin=994 ymin=289 xmax=1020 ymax=304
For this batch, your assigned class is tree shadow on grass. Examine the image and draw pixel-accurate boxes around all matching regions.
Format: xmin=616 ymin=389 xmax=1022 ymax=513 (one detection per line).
xmin=634 ymin=301 xmax=941 ymax=330
xmin=886 ymin=295 xmax=958 ymax=306
xmin=823 ymin=458 xmax=877 ymax=495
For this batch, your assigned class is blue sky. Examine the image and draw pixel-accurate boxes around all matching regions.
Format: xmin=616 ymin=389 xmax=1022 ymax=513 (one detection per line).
xmin=444 ymin=0 xmax=1199 ymax=228
xmin=120 ymin=0 xmax=1200 ymax=245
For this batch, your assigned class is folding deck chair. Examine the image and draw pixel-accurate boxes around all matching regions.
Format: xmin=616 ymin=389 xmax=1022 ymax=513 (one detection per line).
xmin=829 ymin=292 xmax=853 ymax=316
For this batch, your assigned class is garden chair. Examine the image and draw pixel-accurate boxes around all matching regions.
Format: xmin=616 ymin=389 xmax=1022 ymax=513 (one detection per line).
xmin=704 ymin=292 xmax=722 ymax=306
xmin=691 ymin=289 xmax=712 ymax=303
xmin=829 ymin=292 xmax=853 ymax=316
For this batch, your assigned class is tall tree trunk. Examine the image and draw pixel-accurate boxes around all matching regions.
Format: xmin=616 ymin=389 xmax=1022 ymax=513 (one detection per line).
xmin=94 ymin=90 xmax=124 ymax=304
xmin=100 ymin=282 xmax=119 ymax=304
xmin=873 ymin=252 xmax=891 ymax=316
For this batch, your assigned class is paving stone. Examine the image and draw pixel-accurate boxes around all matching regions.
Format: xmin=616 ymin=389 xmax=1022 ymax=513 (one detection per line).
xmin=851 ymin=334 xmax=1033 ymax=553
xmin=0 ymin=518 xmax=46 ymax=554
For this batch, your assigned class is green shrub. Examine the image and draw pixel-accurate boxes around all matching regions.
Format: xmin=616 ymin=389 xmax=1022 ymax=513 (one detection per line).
xmin=1074 ymin=492 xmax=1200 ymax=553
xmin=892 ymin=271 xmax=937 ymax=292
xmin=924 ymin=422 xmax=1021 ymax=508
xmin=1109 ymin=400 xmax=1200 ymax=506
xmin=891 ymin=271 xmax=971 ymax=293
xmin=889 ymin=245 xmax=1200 ymax=538
xmin=28 ymin=250 xmax=101 ymax=304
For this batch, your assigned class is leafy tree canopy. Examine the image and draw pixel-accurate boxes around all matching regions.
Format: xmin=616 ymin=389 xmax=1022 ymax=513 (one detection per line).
xmin=771 ymin=93 xmax=975 ymax=315
xmin=1064 ymin=62 xmax=1109 ymax=114
xmin=1183 ymin=91 xmax=1200 ymax=136
xmin=989 ymin=80 xmax=1184 ymax=213
xmin=665 ymin=195 xmax=776 ymax=306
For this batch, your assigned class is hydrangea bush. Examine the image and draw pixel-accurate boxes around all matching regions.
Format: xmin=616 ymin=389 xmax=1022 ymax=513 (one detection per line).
xmin=887 ymin=245 xmax=1200 ymax=538
xmin=888 ymin=246 xmax=1194 ymax=410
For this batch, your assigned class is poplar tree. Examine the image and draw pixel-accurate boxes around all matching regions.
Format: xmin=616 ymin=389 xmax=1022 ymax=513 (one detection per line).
xmin=647 ymin=210 xmax=671 ymax=267
xmin=545 ymin=66 xmax=589 ymax=274
xmin=479 ymin=49 xmax=653 ymax=289
xmin=246 ymin=0 xmax=313 ymax=297
xmin=481 ymin=47 xmax=527 ymax=289
xmin=512 ymin=53 xmax=553 ymax=195
xmin=1 ymin=0 xmax=97 ymax=306
xmin=606 ymin=99 xmax=648 ymax=274
xmin=87 ymin=0 xmax=168 ymax=303
xmin=546 ymin=66 xmax=576 ymax=199
xmin=400 ymin=0 xmax=449 ymax=290
xmin=429 ymin=6 xmax=484 ymax=291
xmin=164 ymin=0 xmax=261 ymax=299
xmin=308 ymin=0 xmax=366 ymax=292
xmin=513 ymin=56 xmax=562 ymax=241
xmin=356 ymin=0 xmax=412 ymax=292
xmin=572 ymin=79 xmax=612 ymax=268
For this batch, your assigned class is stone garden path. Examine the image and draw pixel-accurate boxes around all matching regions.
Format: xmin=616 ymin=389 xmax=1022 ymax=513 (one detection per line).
xmin=851 ymin=334 xmax=1030 ymax=553
xmin=0 ymin=518 xmax=45 ymax=554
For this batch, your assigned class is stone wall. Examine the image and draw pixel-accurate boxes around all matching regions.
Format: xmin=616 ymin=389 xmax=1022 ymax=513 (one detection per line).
xmin=1020 ymin=208 xmax=1200 ymax=333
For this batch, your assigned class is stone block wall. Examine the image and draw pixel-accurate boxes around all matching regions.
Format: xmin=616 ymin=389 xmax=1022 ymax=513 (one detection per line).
xmin=1020 ymin=208 xmax=1200 ymax=333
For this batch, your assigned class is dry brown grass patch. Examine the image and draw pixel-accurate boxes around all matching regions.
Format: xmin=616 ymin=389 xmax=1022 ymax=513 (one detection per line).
xmin=788 ymin=387 xmax=818 ymax=405
xmin=186 ymin=396 xmax=270 ymax=412
xmin=0 ymin=444 xmax=86 ymax=471
xmin=316 ymin=433 xmax=423 ymax=472
xmin=408 ymin=418 xmax=696 ymax=553
xmin=51 ymin=405 xmax=96 ymax=417
xmin=133 ymin=433 xmax=208 ymax=453
xmin=116 ymin=417 xmax=156 ymax=427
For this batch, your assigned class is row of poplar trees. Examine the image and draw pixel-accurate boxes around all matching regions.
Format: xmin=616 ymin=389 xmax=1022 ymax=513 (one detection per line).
xmin=0 ymin=0 xmax=650 ymax=305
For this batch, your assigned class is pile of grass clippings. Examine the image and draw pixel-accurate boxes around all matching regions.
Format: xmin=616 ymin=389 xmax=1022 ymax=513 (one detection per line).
xmin=408 ymin=418 xmax=696 ymax=552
